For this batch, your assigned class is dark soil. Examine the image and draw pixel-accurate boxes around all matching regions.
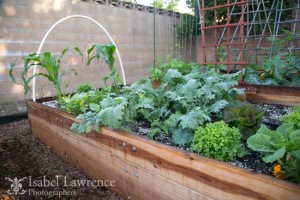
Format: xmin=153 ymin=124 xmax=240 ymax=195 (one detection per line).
xmin=0 ymin=119 xmax=123 ymax=200
xmin=128 ymin=103 xmax=293 ymax=177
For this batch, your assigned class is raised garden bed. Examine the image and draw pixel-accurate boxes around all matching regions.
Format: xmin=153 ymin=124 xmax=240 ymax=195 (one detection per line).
xmin=27 ymin=99 xmax=300 ymax=200
xmin=236 ymin=83 xmax=300 ymax=106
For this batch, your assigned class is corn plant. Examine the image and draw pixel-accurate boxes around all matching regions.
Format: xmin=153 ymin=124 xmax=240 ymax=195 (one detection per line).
xmin=87 ymin=43 xmax=123 ymax=93
xmin=9 ymin=47 xmax=83 ymax=105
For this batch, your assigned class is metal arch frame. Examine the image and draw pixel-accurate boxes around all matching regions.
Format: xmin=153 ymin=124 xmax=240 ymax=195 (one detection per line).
xmin=32 ymin=14 xmax=126 ymax=102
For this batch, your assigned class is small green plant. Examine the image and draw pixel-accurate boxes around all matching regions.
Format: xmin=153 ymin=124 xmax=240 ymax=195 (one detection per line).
xmin=10 ymin=47 xmax=83 ymax=105
xmin=71 ymin=95 xmax=130 ymax=133
xmin=191 ymin=121 xmax=247 ymax=161
xmin=148 ymin=56 xmax=200 ymax=81
xmin=87 ymin=43 xmax=123 ymax=92
xmin=281 ymin=106 xmax=300 ymax=130
xmin=244 ymin=31 xmax=300 ymax=86
xmin=247 ymin=123 xmax=300 ymax=183
xmin=247 ymin=123 xmax=300 ymax=163
xmin=148 ymin=67 xmax=165 ymax=81
xmin=62 ymin=86 xmax=110 ymax=116
xmin=224 ymin=102 xmax=265 ymax=140
xmin=76 ymin=83 xmax=93 ymax=93
xmin=284 ymin=158 xmax=300 ymax=183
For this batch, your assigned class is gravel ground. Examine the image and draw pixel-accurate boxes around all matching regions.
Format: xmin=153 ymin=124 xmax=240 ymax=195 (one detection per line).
xmin=0 ymin=119 xmax=124 ymax=200
xmin=256 ymin=103 xmax=292 ymax=126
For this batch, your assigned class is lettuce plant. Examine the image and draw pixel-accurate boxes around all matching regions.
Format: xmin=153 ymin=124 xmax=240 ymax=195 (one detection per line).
xmin=247 ymin=123 xmax=300 ymax=183
xmin=224 ymin=102 xmax=265 ymax=140
xmin=247 ymin=123 xmax=300 ymax=163
xmin=75 ymin=83 xmax=93 ymax=93
xmin=281 ymin=106 xmax=300 ymax=129
xmin=62 ymin=85 xmax=110 ymax=115
xmin=191 ymin=121 xmax=247 ymax=161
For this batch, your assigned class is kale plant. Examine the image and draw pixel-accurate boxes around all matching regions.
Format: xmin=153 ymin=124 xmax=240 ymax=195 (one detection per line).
xmin=70 ymin=65 xmax=244 ymax=147
xmin=71 ymin=94 xmax=130 ymax=133
xmin=224 ymin=102 xmax=265 ymax=140
xmin=191 ymin=121 xmax=247 ymax=161
xmin=147 ymin=67 xmax=244 ymax=146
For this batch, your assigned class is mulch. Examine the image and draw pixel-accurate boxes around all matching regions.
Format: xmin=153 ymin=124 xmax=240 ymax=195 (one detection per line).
xmin=0 ymin=119 xmax=124 ymax=200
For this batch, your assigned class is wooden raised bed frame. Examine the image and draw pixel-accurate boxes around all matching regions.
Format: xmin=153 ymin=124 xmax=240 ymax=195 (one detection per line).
xmin=27 ymin=100 xmax=300 ymax=200
xmin=236 ymin=83 xmax=300 ymax=106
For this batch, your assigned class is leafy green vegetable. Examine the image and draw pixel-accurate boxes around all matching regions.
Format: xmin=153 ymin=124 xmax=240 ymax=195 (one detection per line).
xmin=243 ymin=31 xmax=300 ymax=86
xmin=148 ymin=67 xmax=165 ymax=81
xmin=71 ymin=111 xmax=100 ymax=133
xmin=148 ymin=56 xmax=201 ymax=81
xmin=281 ymin=106 xmax=300 ymax=130
xmin=171 ymin=127 xmax=193 ymax=146
xmin=224 ymin=102 xmax=265 ymax=140
xmin=191 ymin=121 xmax=247 ymax=161
xmin=247 ymin=123 xmax=300 ymax=163
xmin=76 ymin=84 xmax=93 ymax=93
xmin=247 ymin=121 xmax=300 ymax=183
xmin=62 ymin=88 xmax=109 ymax=115
xmin=283 ymin=158 xmax=300 ymax=184
xmin=98 ymin=96 xmax=129 ymax=129
xmin=70 ymin=59 xmax=243 ymax=147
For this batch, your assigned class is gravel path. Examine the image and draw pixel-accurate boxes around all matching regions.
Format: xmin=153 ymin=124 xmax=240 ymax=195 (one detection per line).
xmin=0 ymin=119 xmax=124 ymax=200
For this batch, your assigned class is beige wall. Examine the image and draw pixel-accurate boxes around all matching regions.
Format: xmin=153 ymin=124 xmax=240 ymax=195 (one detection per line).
xmin=0 ymin=0 xmax=187 ymax=116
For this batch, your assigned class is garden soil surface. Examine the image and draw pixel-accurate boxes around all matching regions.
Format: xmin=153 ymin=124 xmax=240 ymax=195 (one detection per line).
xmin=0 ymin=119 xmax=124 ymax=200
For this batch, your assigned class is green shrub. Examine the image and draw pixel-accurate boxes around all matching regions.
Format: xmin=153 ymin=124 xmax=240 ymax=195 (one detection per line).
xmin=224 ymin=102 xmax=265 ymax=140
xmin=191 ymin=121 xmax=247 ymax=161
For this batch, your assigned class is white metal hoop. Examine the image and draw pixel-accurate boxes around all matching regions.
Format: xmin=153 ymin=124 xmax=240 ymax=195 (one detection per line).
xmin=32 ymin=14 xmax=126 ymax=102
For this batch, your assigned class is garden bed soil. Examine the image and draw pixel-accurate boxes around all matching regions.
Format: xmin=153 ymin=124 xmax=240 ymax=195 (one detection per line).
xmin=128 ymin=102 xmax=293 ymax=176
xmin=0 ymin=119 xmax=123 ymax=200
xmin=43 ymin=99 xmax=294 ymax=178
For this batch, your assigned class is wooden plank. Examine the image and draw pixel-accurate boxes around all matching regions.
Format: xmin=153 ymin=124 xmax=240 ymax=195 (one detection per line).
xmin=27 ymin=101 xmax=300 ymax=200
xmin=235 ymin=84 xmax=300 ymax=105
xmin=29 ymin=113 xmax=212 ymax=200
xmin=246 ymin=94 xmax=300 ymax=106
xmin=237 ymin=84 xmax=300 ymax=96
